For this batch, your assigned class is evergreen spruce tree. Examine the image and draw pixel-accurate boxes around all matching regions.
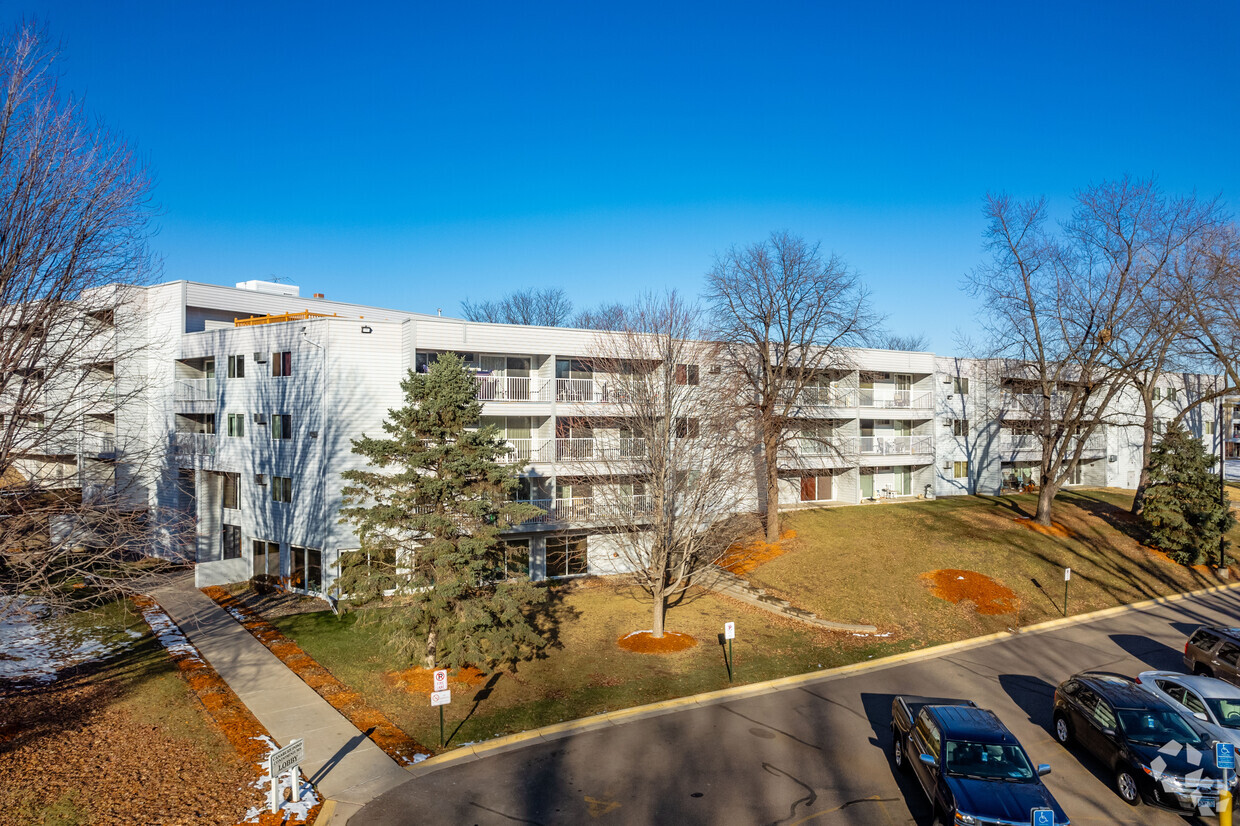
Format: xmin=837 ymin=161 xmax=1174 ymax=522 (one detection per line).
xmin=336 ymin=352 xmax=546 ymax=671
xmin=1141 ymin=423 xmax=1235 ymax=565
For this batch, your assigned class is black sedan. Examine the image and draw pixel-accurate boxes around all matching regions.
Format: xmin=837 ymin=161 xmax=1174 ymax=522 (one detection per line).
xmin=1053 ymin=671 xmax=1229 ymax=815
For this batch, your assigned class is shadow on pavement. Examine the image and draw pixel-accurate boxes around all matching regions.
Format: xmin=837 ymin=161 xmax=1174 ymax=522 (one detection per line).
xmin=1108 ymin=633 xmax=1184 ymax=672
xmin=858 ymin=692 xmax=937 ymax=826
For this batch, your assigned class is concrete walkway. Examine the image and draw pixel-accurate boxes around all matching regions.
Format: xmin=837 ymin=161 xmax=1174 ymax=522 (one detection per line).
xmin=148 ymin=576 xmax=409 ymax=823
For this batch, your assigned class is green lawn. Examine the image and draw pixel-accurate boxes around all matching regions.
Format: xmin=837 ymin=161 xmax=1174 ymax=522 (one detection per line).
xmin=274 ymin=487 xmax=1240 ymax=753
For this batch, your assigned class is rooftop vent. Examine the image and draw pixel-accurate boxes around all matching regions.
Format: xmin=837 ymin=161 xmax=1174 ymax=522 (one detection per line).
xmin=235 ymin=279 xmax=300 ymax=297
xmin=313 ymin=293 xmax=325 ymax=299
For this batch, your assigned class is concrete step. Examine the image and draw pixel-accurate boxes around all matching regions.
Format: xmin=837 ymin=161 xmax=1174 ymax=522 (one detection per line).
xmin=704 ymin=566 xmax=878 ymax=634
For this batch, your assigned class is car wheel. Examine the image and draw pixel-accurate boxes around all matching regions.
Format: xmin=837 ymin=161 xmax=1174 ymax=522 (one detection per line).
xmin=1195 ymin=664 xmax=1215 ymax=678
xmin=1115 ymin=767 xmax=1142 ymax=807
xmin=891 ymin=731 xmax=909 ymax=773
xmin=1053 ymin=711 xmax=1072 ymax=745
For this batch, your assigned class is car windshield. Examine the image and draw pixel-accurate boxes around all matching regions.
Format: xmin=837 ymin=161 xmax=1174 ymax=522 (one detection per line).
xmin=1204 ymin=698 xmax=1240 ymax=729
xmin=943 ymin=740 xmax=1035 ymax=781
xmin=1117 ymin=709 xmax=1209 ymax=746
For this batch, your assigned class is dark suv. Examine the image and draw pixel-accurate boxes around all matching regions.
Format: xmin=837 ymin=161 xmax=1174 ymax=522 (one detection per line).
xmin=1053 ymin=672 xmax=1228 ymax=814
xmin=1184 ymin=626 xmax=1240 ymax=685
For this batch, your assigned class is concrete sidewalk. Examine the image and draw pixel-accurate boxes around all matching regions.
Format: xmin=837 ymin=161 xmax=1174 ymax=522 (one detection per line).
xmin=149 ymin=576 xmax=409 ymax=824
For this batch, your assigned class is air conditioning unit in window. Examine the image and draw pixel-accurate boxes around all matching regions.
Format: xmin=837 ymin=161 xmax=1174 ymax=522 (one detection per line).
xmin=708 ymin=365 xmax=722 ymax=375
xmin=308 ymin=430 xmax=319 ymax=438
xmin=253 ymin=413 xmax=267 ymax=425
xmin=255 ymin=473 xmax=266 ymax=486
xmin=943 ymin=376 xmax=953 ymax=384
xmin=942 ymin=461 xmax=952 ymax=470
xmin=254 ymin=352 xmax=268 ymax=363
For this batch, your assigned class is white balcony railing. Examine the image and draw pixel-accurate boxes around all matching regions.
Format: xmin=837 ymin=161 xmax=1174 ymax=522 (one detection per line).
xmin=474 ymin=375 xmax=547 ymax=402
xmin=82 ymin=434 xmax=117 ymax=455
xmin=175 ymin=377 xmax=216 ymax=402
xmin=555 ymin=378 xmax=601 ymax=403
xmin=175 ymin=432 xmax=216 ymax=457
xmin=555 ymin=437 xmax=595 ymax=461
xmin=798 ymin=386 xmax=859 ymax=408
xmin=858 ymin=435 xmax=935 ymax=456
xmin=998 ymin=433 xmax=1105 ymax=454
xmin=857 ymin=389 xmax=933 ymax=409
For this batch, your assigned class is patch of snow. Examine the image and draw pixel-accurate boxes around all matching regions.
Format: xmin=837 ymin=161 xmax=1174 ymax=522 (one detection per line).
xmin=620 ymin=630 xmax=654 ymax=640
xmin=223 ymin=606 xmax=249 ymax=625
xmin=241 ymin=735 xmax=321 ymax=823
xmin=850 ymin=632 xmax=893 ymax=638
xmin=410 ymin=753 xmax=429 ymax=764
xmin=956 ymin=576 xmax=965 ymax=580
xmin=137 ymin=603 xmax=204 ymax=665
xmin=0 ymin=604 xmax=137 ymax=684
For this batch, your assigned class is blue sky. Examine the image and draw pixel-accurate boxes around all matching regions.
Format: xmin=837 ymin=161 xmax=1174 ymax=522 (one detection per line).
xmin=24 ymin=2 xmax=1240 ymax=351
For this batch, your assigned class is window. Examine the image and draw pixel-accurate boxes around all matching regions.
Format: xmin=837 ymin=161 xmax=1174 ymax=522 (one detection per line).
xmin=1205 ymin=421 xmax=1216 ymax=436
xmin=953 ymin=461 xmax=969 ymax=479
xmin=1219 ymin=642 xmax=1240 ymax=668
xmin=253 ymin=539 xmax=280 ymax=577
xmin=1168 ymin=387 xmax=1178 ymax=400
xmin=1181 ymin=689 xmax=1208 ymax=717
xmin=222 ymin=524 xmax=241 ymax=560
xmin=227 ymin=413 xmax=245 ymax=437
xmin=1152 ymin=387 xmax=1161 ymax=399
xmin=227 ymin=355 xmax=245 ymax=378
xmin=271 ymin=414 xmax=292 ymax=440
xmin=272 ymin=351 xmax=293 ymax=377
xmin=952 ymin=377 xmax=969 ymax=395
xmin=501 ymin=540 xmax=530 ymax=579
xmin=1092 ymin=699 xmax=1117 ymax=730
xmin=272 ymin=476 xmax=292 ymax=503
xmin=952 ymin=419 xmax=968 ymax=437
xmin=675 ymin=418 xmax=700 ymax=439
xmin=800 ymin=474 xmax=833 ymax=502
xmin=1154 ymin=419 xmax=1164 ymax=435
xmin=674 ymin=364 xmax=699 ymax=386
xmin=546 ymin=535 xmax=588 ymax=577
xmin=290 ymin=546 xmax=322 ymax=592
xmin=221 ymin=472 xmax=239 ymax=510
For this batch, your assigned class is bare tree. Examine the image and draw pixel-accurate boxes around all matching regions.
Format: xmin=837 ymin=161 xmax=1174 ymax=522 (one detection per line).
xmin=571 ymin=302 xmax=628 ymax=331
xmin=579 ymin=292 xmax=754 ymax=638
xmin=705 ymin=231 xmax=876 ymax=541
xmin=0 ymin=23 xmax=170 ymax=621
xmin=967 ymin=178 xmax=1212 ymax=526
xmin=876 ymin=332 xmax=930 ymax=352
xmin=461 ymin=287 xmax=574 ymax=326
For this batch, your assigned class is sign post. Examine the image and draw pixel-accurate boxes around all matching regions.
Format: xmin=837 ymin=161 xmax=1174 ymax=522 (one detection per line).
xmin=724 ymin=622 xmax=735 ymax=682
xmin=268 ymin=738 xmax=305 ymax=814
xmin=1030 ymin=807 xmax=1055 ymax=826
xmin=1063 ymin=568 xmax=1071 ymax=617
xmin=431 ymin=669 xmax=451 ymax=748
xmin=1218 ymin=741 xmax=1235 ymax=826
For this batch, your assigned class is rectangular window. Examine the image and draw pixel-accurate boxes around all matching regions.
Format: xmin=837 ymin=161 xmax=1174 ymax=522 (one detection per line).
xmin=952 ymin=377 xmax=969 ymax=394
xmin=222 ymin=524 xmax=241 ymax=560
xmin=272 ymin=476 xmax=292 ymax=503
xmin=953 ymin=461 xmax=969 ymax=479
xmin=271 ymin=414 xmax=292 ymax=440
xmin=546 ymin=535 xmax=588 ymax=577
xmin=272 ymin=351 xmax=293 ymax=377
xmin=253 ymin=539 xmax=280 ymax=577
xmin=227 ymin=355 xmax=245 ymax=378
xmin=1167 ymin=387 xmax=1178 ymax=400
xmin=227 ymin=413 xmax=245 ymax=437
xmin=674 ymin=364 xmax=699 ymax=386
xmin=1152 ymin=387 xmax=1161 ymax=399
xmin=1205 ymin=421 xmax=1216 ymax=435
xmin=221 ymin=472 xmax=239 ymax=510
xmin=501 ymin=540 xmax=530 ymax=579
xmin=675 ymin=418 xmax=700 ymax=439
xmin=1154 ymin=419 xmax=1164 ymax=435
xmin=952 ymin=419 xmax=968 ymax=437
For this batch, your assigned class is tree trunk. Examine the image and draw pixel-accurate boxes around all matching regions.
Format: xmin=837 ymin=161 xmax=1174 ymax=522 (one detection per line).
xmin=1034 ymin=479 xmax=1058 ymax=526
xmin=1131 ymin=398 xmax=1156 ymax=516
xmin=651 ymin=587 xmax=666 ymax=638
xmin=424 ymin=629 xmax=437 ymax=669
xmin=764 ymin=430 xmax=780 ymax=542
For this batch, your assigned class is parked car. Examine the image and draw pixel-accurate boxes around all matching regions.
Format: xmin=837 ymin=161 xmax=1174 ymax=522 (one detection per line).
xmin=891 ymin=696 xmax=1070 ymax=825
xmin=1053 ymin=671 xmax=1228 ymax=813
xmin=1183 ymin=626 xmax=1240 ymax=685
xmin=1137 ymin=670 xmax=1240 ymax=749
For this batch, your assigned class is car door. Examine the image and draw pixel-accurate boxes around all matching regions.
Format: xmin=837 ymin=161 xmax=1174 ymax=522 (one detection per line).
xmin=910 ymin=710 xmax=942 ymax=802
xmin=1215 ymin=642 xmax=1240 ymax=687
xmin=1068 ymin=687 xmax=1102 ymax=753
xmin=1088 ymin=698 xmax=1123 ymax=767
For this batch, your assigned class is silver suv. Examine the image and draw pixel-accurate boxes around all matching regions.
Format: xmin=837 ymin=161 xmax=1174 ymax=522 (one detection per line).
xmin=1183 ymin=626 xmax=1240 ymax=685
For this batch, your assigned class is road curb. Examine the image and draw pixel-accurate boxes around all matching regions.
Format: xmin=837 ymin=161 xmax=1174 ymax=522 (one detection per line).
xmin=402 ymin=577 xmax=1240 ymax=781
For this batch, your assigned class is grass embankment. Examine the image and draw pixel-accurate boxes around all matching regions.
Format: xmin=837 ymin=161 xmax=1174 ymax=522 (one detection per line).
xmin=0 ymin=601 xmax=255 ymax=825
xmin=273 ymin=488 xmax=1240 ymax=753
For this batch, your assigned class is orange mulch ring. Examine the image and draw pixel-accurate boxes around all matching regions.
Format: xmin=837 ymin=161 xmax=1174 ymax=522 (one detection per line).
xmin=920 ymin=569 xmax=1020 ymax=615
xmin=616 ymin=630 xmax=698 ymax=653
xmin=1014 ymin=516 xmax=1074 ymax=539
xmin=720 ymin=530 xmax=797 ymax=577
xmin=131 ymin=595 xmax=321 ymax=826
xmin=384 ymin=665 xmax=489 ymax=695
xmin=202 ymin=587 xmax=432 ymax=765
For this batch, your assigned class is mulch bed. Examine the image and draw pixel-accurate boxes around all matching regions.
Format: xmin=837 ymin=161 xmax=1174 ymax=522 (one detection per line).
xmin=201 ymin=587 xmax=431 ymax=766
xmin=616 ymin=630 xmax=698 ymax=653
xmin=1014 ymin=516 xmax=1074 ymax=539
xmin=132 ymin=596 xmax=320 ymax=826
xmin=919 ymin=569 xmax=1019 ymax=616
xmin=720 ymin=530 xmax=796 ymax=577
xmin=383 ymin=665 xmax=489 ymax=694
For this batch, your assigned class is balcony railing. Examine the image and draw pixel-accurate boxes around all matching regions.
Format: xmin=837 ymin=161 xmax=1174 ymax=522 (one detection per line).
xmin=857 ymin=389 xmax=933 ymax=409
xmin=175 ymin=377 xmax=216 ymax=402
xmin=555 ymin=437 xmax=596 ymax=461
xmin=798 ymin=386 xmax=859 ymax=408
xmin=858 ymin=435 xmax=935 ymax=456
xmin=175 ymin=432 xmax=216 ymax=456
xmin=474 ymin=375 xmax=548 ymax=402
xmin=555 ymin=378 xmax=602 ymax=403
xmin=82 ymin=434 xmax=117 ymax=455
xmin=998 ymin=433 xmax=1106 ymax=453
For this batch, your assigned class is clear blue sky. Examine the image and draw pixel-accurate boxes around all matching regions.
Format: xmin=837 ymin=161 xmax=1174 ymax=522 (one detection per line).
xmin=25 ymin=1 xmax=1240 ymax=352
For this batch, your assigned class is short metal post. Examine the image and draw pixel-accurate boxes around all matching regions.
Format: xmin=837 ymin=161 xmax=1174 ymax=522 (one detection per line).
xmin=728 ymin=637 xmax=734 ymax=682
xmin=440 ymin=704 xmax=445 ymax=748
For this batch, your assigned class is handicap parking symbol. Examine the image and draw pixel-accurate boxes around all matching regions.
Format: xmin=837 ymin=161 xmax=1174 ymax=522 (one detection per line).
xmin=1218 ymin=742 xmax=1236 ymax=770
xmin=1031 ymin=809 xmax=1055 ymax=826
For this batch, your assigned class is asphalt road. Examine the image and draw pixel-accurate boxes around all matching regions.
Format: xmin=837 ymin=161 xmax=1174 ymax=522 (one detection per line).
xmin=357 ymin=587 xmax=1240 ymax=825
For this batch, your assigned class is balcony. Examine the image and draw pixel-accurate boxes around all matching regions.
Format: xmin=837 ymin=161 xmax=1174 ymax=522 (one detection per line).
xmin=81 ymin=434 xmax=117 ymax=456
xmin=998 ymin=433 xmax=1106 ymax=456
xmin=797 ymin=386 xmax=859 ymax=408
xmin=507 ymin=496 xmax=653 ymax=526
xmin=474 ymin=375 xmax=548 ymax=403
xmin=858 ymin=435 xmax=935 ymax=456
xmin=858 ymin=390 xmax=933 ymax=410
xmin=175 ymin=378 xmax=217 ymax=402
xmin=175 ymin=432 xmax=216 ymax=457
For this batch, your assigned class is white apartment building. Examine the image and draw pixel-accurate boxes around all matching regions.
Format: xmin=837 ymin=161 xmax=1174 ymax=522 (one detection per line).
xmin=28 ymin=279 xmax=1222 ymax=594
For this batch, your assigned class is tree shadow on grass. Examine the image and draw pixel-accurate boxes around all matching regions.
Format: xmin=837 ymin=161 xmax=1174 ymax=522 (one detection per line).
xmin=446 ymin=672 xmax=503 ymax=747
xmin=526 ymin=580 xmax=583 ymax=660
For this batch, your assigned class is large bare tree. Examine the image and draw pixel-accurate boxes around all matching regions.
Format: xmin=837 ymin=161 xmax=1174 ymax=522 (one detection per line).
xmin=968 ymin=178 xmax=1213 ymax=526
xmin=0 ymin=23 xmax=168 ymax=621
xmin=577 ymin=292 xmax=753 ymax=637
xmin=705 ymin=231 xmax=876 ymax=541
xmin=461 ymin=287 xmax=574 ymax=326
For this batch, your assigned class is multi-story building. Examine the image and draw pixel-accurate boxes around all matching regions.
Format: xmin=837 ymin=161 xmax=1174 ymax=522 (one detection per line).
xmin=28 ymin=279 xmax=1223 ymax=593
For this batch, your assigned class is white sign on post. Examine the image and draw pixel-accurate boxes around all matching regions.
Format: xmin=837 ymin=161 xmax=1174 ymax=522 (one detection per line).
xmin=431 ymin=689 xmax=452 ymax=707
xmin=433 ymin=668 xmax=448 ymax=692
xmin=724 ymin=622 xmax=736 ymax=640
xmin=1064 ymin=567 xmax=1071 ymax=581
xmin=268 ymin=738 xmax=305 ymax=813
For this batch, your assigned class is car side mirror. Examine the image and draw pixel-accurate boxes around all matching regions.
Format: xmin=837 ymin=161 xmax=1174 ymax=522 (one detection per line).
xmin=919 ymin=754 xmax=936 ymax=768
xmin=1102 ymin=728 xmax=1116 ymax=738
xmin=1037 ymin=764 xmax=1052 ymax=776
xmin=1195 ymin=712 xmax=1209 ymax=721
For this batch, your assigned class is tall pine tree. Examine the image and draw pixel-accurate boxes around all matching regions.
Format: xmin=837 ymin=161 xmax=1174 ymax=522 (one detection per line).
xmin=1141 ymin=423 xmax=1235 ymax=565
xmin=337 ymin=352 xmax=546 ymax=670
